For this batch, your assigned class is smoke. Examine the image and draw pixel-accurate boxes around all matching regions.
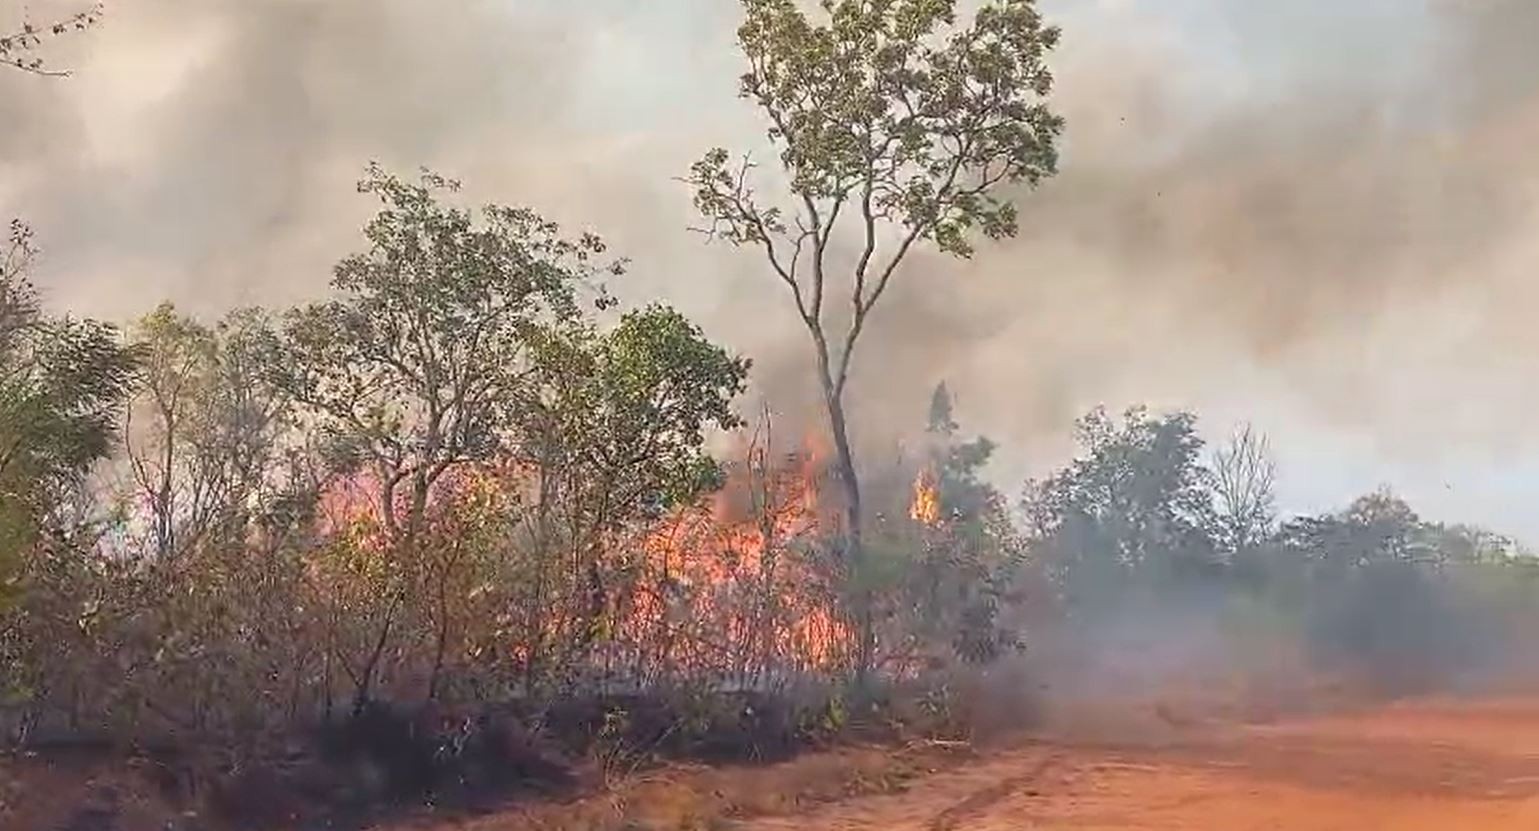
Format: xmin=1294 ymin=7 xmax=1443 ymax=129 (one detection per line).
xmin=2 ymin=0 xmax=1537 ymax=533
xmin=852 ymin=0 xmax=1539 ymax=530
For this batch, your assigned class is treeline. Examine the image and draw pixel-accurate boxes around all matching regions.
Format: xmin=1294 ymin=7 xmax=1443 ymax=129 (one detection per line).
xmin=1022 ymin=405 xmax=1539 ymax=698
xmin=1 ymin=169 xmax=766 ymax=731
xmin=3 ymin=170 xmax=1537 ymax=820
xmin=0 ymin=170 xmax=1030 ymax=820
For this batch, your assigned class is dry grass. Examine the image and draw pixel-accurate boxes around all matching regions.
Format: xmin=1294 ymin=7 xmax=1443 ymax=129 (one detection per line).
xmin=385 ymin=741 xmax=973 ymax=831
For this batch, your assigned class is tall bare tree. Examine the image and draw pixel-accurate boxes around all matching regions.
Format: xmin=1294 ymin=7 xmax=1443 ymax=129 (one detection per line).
xmin=1210 ymin=422 xmax=1277 ymax=554
xmin=685 ymin=0 xmax=1063 ymax=676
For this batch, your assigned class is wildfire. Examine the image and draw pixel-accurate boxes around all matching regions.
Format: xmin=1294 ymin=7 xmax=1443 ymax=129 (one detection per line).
xmin=635 ymin=431 xmax=851 ymax=674
xmin=309 ymin=432 xmax=854 ymax=680
xmin=909 ymin=466 xmax=942 ymax=526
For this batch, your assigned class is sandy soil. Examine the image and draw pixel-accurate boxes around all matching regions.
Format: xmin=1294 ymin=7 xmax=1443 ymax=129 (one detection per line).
xmin=738 ymin=697 xmax=1539 ymax=831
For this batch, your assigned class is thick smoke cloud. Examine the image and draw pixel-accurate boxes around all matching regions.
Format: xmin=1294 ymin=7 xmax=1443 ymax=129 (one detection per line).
xmin=2 ymin=0 xmax=1536 ymax=535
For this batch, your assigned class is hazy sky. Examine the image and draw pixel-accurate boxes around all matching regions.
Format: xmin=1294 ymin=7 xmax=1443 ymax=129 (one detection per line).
xmin=2 ymin=0 xmax=1537 ymax=538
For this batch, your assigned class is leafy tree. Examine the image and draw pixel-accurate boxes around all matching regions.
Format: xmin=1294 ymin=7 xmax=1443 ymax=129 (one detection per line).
xmin=926 ymin=382 xmax=959 ymax=436
xmin=529 ymin=304 xmax=750 ymax=520
xmin=1272 ymin=490 xmax=1492 ymax=693
xmin=0 ymin=5 xmax=101 ymax=77
xmin=921 ymin=382 xmax=1000 ymax=525
xmin=274 ymin=164 xmax=621 ymax=543
xmin=0 ymin=221 xmax=133 ymax=718
xmin=892 ymin=382 xmax=1022 ymax=665
xmin=1275 ymin=488 xmax=1436 ymax=571
xmin=190 ymin=308 xmax=293 ymax=539
xmin=0 ymin=221 xmax=135 ymax=554
xmin=270 ymin=167 xmax=750 ymax=709
xmin=509 ymin=304 xmax=750 ymax=686
xmin=125 ymin=303 xmax=215 ymax=559
xmin=686 ymin=0 xmax=1063 ymax=676
xmin=272 ymin=165 xmax=626 ymax=713
xmin=124 ymin=304 xmax=291 ymax=559
xmin=1023 ymin=406 xmax=1218 ymax=607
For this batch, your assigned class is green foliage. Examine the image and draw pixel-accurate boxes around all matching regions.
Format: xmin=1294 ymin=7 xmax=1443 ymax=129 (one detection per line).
xmin=0 ymin=169 xmax=760 ymax=757
xmin=926 ymin=382 xmax=958 ymax=436
xmin=689 ymin=0 xmax=1063 ymax=680
xmin=1276 ymin=488 xmax=1450 ymax=572
xmin=528 ymin=304 xmax=751 ymax=520
xmin=273 ymin=164 xmax=623 ymax=538
xmin=686 ymin=0 xmax=1063 ymax=392
xmin=870 ymin=384 xmax=1023 ymax=668
xmin=0 ymin=221 xmax=135 ymax=558
xmin=1023 ymin=406 xmax=1219 ymax=605
xmin=699 ymin=0 xmax=1062 ymax=257
xmin=124 ymin=303 xmax=294 ymax=558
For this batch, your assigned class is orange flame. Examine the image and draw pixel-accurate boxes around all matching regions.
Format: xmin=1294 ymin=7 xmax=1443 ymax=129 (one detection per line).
xmin=308 ymin=435 xmax=853 ymax=681
xmin=909 ymin=466 xmax=941 ymax=526
xmin=633 ymin=431 xmax=851 ymax=674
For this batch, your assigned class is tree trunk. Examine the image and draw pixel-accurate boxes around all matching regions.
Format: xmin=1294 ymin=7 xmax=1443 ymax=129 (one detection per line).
xmin=351 ymin=594 xmax=400 ymax=717
xmin=817 ymin=368 xmax=875 ymax=683
xmin=426 ymin=570 xmax=449 ymax=703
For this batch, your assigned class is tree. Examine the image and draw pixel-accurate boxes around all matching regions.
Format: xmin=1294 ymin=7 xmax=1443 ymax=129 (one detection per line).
xmin=1023 ymin=406 xmax=1218 ymax=606
xmin=0 ymin=220 xmax=135 ymax=552
xmin=508 ymin=304 xmax=750 ymax=689
xmin=1276 ymin=488 xmax=1437 ymax=571
xmin=926 ymin=382 xmax=959 ymax=436
xmin=273 ymin=165 xmax=623 ymax=713
xmin=921 ymin=382 xmax=998 ymax=524
xmin=274 ymin=164 xmax=621 ymax=544
xmin=1210 ymin=423 xmax=1277 ymax=555
xmin=124 ymin=304 xmax=291 ymax=559
xmin=0 ymin=5 xmax=101 ymax=77
xmin=1273 ymin=490 xmax=1481 ymax=693
xmin=189 ymin=308 xmax=293 ymax=540
xmin=125 ymin=303 xmax=215 ymax=559
xmin=686 ymin=0 xmax=1063 ymax=677
xmin=892 ymin=382 xmax=1022 ymax=666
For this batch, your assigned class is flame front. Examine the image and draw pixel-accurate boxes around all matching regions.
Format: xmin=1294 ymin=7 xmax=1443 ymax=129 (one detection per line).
xmin=633 ymin=432 xmax=851 ymax=676
xmin=309 ymin=434 xmax=853 ymax=683
xmin=910 ymin=466 xmax=941 ymax=526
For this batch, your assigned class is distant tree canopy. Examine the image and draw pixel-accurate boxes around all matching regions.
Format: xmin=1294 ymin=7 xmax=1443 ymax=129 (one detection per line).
xmin=1023 ymin=406 xmax=1219 ymax=605
xmin=1025 ymin=405 xmax=1530 ymax=602
xmin=1016 ymin=403 xmax=1539 ymax=692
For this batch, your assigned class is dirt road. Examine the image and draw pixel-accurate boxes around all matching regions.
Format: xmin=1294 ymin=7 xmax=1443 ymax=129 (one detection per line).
xmin=742 ymin=698 xmax=1539 ymax=830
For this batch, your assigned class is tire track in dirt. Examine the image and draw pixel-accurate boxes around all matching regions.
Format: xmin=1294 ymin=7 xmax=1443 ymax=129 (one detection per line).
xmin=926 ymin=753 xmax=1060 ymax=831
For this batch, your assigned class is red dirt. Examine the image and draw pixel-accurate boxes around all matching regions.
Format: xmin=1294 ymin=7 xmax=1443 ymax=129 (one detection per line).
xmin=13 ymin=696 xmax=1539 ymax=829
xmin=738 ymin=697 xmax=1539 ymax=830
